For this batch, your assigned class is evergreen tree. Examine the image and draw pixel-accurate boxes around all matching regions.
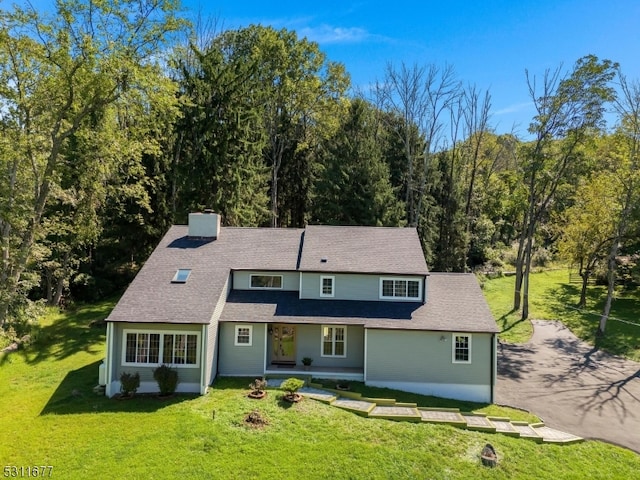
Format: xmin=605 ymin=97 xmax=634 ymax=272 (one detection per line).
xmin=173 ymin=40 xmax=270 ymax=226
xmin=312 ymin=99 xmax=405 ymax=226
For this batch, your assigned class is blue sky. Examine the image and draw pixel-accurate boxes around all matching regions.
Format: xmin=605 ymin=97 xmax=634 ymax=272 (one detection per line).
xmin=22 ymin=0 xmax=640 ymax=136
xmin=183 ymin=0 xmax=640 ymax=136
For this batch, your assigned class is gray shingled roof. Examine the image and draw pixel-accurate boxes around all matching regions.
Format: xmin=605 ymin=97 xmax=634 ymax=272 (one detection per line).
xmin=107 ymin=223 xmax=495 ymax=333
xmin=299 ymin=225 xmax=428 ymax=275
xmin=220 ymin=273 xmax=498 ymax=333
xmin=106 ymin=226 xmax=304 ymax=324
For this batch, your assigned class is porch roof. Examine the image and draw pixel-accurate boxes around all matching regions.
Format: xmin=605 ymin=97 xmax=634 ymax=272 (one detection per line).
xmin=220 ymin=273 xmax=498 ymax=333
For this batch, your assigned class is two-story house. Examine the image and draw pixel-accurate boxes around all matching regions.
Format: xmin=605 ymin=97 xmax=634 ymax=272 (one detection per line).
xmin=103 ymin=212 xmax=499 ymax=402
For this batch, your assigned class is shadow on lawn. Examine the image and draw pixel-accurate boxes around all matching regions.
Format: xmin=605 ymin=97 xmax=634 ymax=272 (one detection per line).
xmin=20 ymin=302 xmax=114 ymax=366
xmin=546 ymin=283 xmax=640 ymax=359
xmin=41 ymin=360 xmax=196 ymax=415
xmin=497 ymin=308 xmax=524 ymax=334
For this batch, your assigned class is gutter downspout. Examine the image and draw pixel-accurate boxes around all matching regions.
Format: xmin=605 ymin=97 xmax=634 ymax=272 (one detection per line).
xmin=490 ymin=333 xmax=496 ymax=403
xmin=422 ymin=274 xmax=428 ymax=304
xmin=363 ymin=328 xmax=368 ymax=383
xmin=200 ymin=324 xmax=208 ymax=394
xmin=105 ymin=322 xmax=114 ymax=397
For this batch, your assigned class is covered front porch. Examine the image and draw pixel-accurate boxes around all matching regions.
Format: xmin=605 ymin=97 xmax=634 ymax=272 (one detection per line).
xmin=264 ymin=322 xmax=364 ymax=379
xmin=264 ymin=364 xmax=364 ymax=382
xmin=217 ymin=321 xmax=365 ymax=380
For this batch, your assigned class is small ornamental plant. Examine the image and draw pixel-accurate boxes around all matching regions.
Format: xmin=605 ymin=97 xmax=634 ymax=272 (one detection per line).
xmin=248 ymin=378 xmax=268 ymax=399
xmin=153 ymin=364 xmax=179 ymax=396
xmin=280 ymin=377 xmax=305 ymax=402
xmin=301 ymin=357 xmax=313 ymax=369
xmin=119 ymin=371 xmax=140 ymax=397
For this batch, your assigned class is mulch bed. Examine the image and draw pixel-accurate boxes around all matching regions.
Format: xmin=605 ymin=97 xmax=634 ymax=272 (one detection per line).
xmin=244 ymin=409 xmax=269 ymax=428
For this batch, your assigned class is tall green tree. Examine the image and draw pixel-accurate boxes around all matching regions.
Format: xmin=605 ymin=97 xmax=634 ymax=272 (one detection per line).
xmin=210 ymin=25 xmax=349 ymax=227
xmin=514 ymin=55 xmax=617 ymax=320
xmin=0 ymin=0 xmax=186 ymax=326
xmin=173 ymin=37 xmax=270 ymax=226
xmin=312 ymin=98 xmax=405 ymax=226
xmin=557 ymin=170 xmax=617 ymax=307
xmin=431 ymin=149 xmax=466 ymax=271
xmin=598 ymin=73 xmax=640 ymax=335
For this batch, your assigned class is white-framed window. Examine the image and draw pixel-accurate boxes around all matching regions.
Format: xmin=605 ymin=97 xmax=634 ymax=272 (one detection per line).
xmin=379 ymin=277 xmax=422 ymax=300
xmin=320 ymin=275 xmax=335 ymax=297
xmin=122 ymin=330 xmax=200 ymax=368
xmin=234 ymin=325 xmax=253 ymax=346
xmin=162 ymin=333 xmax=199 ymax=364
xmin=321 ymin=325 xmax=346 ymax=358
xmin=452 ymin=334 xmax=472 ymax=364
xmin=250 ymin=274 xmax=283 ymax=289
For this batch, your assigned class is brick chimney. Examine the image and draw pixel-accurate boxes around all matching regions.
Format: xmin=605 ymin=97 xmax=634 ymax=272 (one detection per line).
xmin=188 ymin=210 xmax=220 ymax=239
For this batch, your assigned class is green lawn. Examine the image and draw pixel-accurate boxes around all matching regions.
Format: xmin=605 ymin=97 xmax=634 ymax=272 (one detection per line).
xmin=1 ymin=300 xmax=639 ymax=478
xmin=482 ymin=269 xmax=640 ymax=362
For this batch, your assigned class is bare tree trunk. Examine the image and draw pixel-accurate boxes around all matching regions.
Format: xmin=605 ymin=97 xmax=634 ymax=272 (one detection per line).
xmin=578 ymin=275 xmax=589 ymax=308
xmin=52 ymin=276 xmax=65 ymax=307
xmin=598 ymin=241 xmax=619 ymax=336
xmin=50 ymin=250 xmax=71 ymax=307
xmin=513 ymin=209 xmax=529 ymax=311
xmin=270 ymin=165 xmax=279 ymax=228
xmin=521 ymin=230 xmax=534 ymax=320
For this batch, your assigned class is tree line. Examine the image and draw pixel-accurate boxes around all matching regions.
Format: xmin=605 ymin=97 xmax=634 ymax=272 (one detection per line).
xmin=1 ymin=1 xmax=638 ymax=340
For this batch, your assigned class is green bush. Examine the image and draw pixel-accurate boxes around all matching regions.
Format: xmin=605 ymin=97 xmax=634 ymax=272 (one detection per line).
xmin=280 ymin=377 xmax=305 ymax=396
xmin=153 ymin=364 xmax=179 ymax=396
xmin=120 ymin=371 xmax=140 ymax=396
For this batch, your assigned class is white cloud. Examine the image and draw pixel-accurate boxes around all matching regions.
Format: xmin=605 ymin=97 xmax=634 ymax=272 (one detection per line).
xmin=298 ymin=24 xmax=370 ymax=44
xmin=494 ymin=101 xmax=534 ymax=116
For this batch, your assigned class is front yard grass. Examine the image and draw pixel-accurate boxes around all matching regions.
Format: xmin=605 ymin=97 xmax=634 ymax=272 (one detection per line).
xmin=1 ymin=298 xmax=639 ymax=479
xmin=482 ymin=269 xmax=640 ymax=362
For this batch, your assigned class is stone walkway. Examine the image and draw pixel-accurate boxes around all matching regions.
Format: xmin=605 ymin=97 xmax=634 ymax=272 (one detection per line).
xmin=266 ymin=378 xmax=582 ymax=445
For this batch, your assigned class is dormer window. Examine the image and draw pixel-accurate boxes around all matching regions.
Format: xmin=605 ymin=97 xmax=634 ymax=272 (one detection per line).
xmin=172 ymin=269 xmax=191 ymax=283
xmin=250 ymin=274 xmax=283 ymax=289
xmin=379 ymin=277 xmax=422 ymax=301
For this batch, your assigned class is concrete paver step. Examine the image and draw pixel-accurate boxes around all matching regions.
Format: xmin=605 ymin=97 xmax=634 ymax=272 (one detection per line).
xmin=534 ymin=426 xmax=583 ymax=444
xmin=488 ymin=417 xmax=521 ymax=437
xmin=418 ymin=409 xmax=466 ymax=426
xmin=461 ymin=414 xmax=496 ymax=432
xmin=332 ymin=397 xmax=376 ymax=415
xmin=369 ymin=405 xmax=421 ymax=421
xmin=299 ymin=387 xmax=337 ymax=403
xmin=512 ymin=422 xmax=544 ymax=443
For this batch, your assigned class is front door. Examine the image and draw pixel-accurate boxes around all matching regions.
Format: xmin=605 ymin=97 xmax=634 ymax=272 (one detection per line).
xmin=272 ymin=324 xmax=296 ymax=364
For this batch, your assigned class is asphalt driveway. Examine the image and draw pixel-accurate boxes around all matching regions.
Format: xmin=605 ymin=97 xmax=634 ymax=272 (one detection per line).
xmin=497 ymin=320 xmax=640 ymax=453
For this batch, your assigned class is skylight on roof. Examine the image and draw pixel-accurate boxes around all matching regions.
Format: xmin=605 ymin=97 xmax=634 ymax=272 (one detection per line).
xmin=172 ymin=269 xmax=191 ymax=283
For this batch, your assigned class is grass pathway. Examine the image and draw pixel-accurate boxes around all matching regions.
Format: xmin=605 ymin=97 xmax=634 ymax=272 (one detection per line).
xmin=482 ymin=268 xmax=640 ymax=361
